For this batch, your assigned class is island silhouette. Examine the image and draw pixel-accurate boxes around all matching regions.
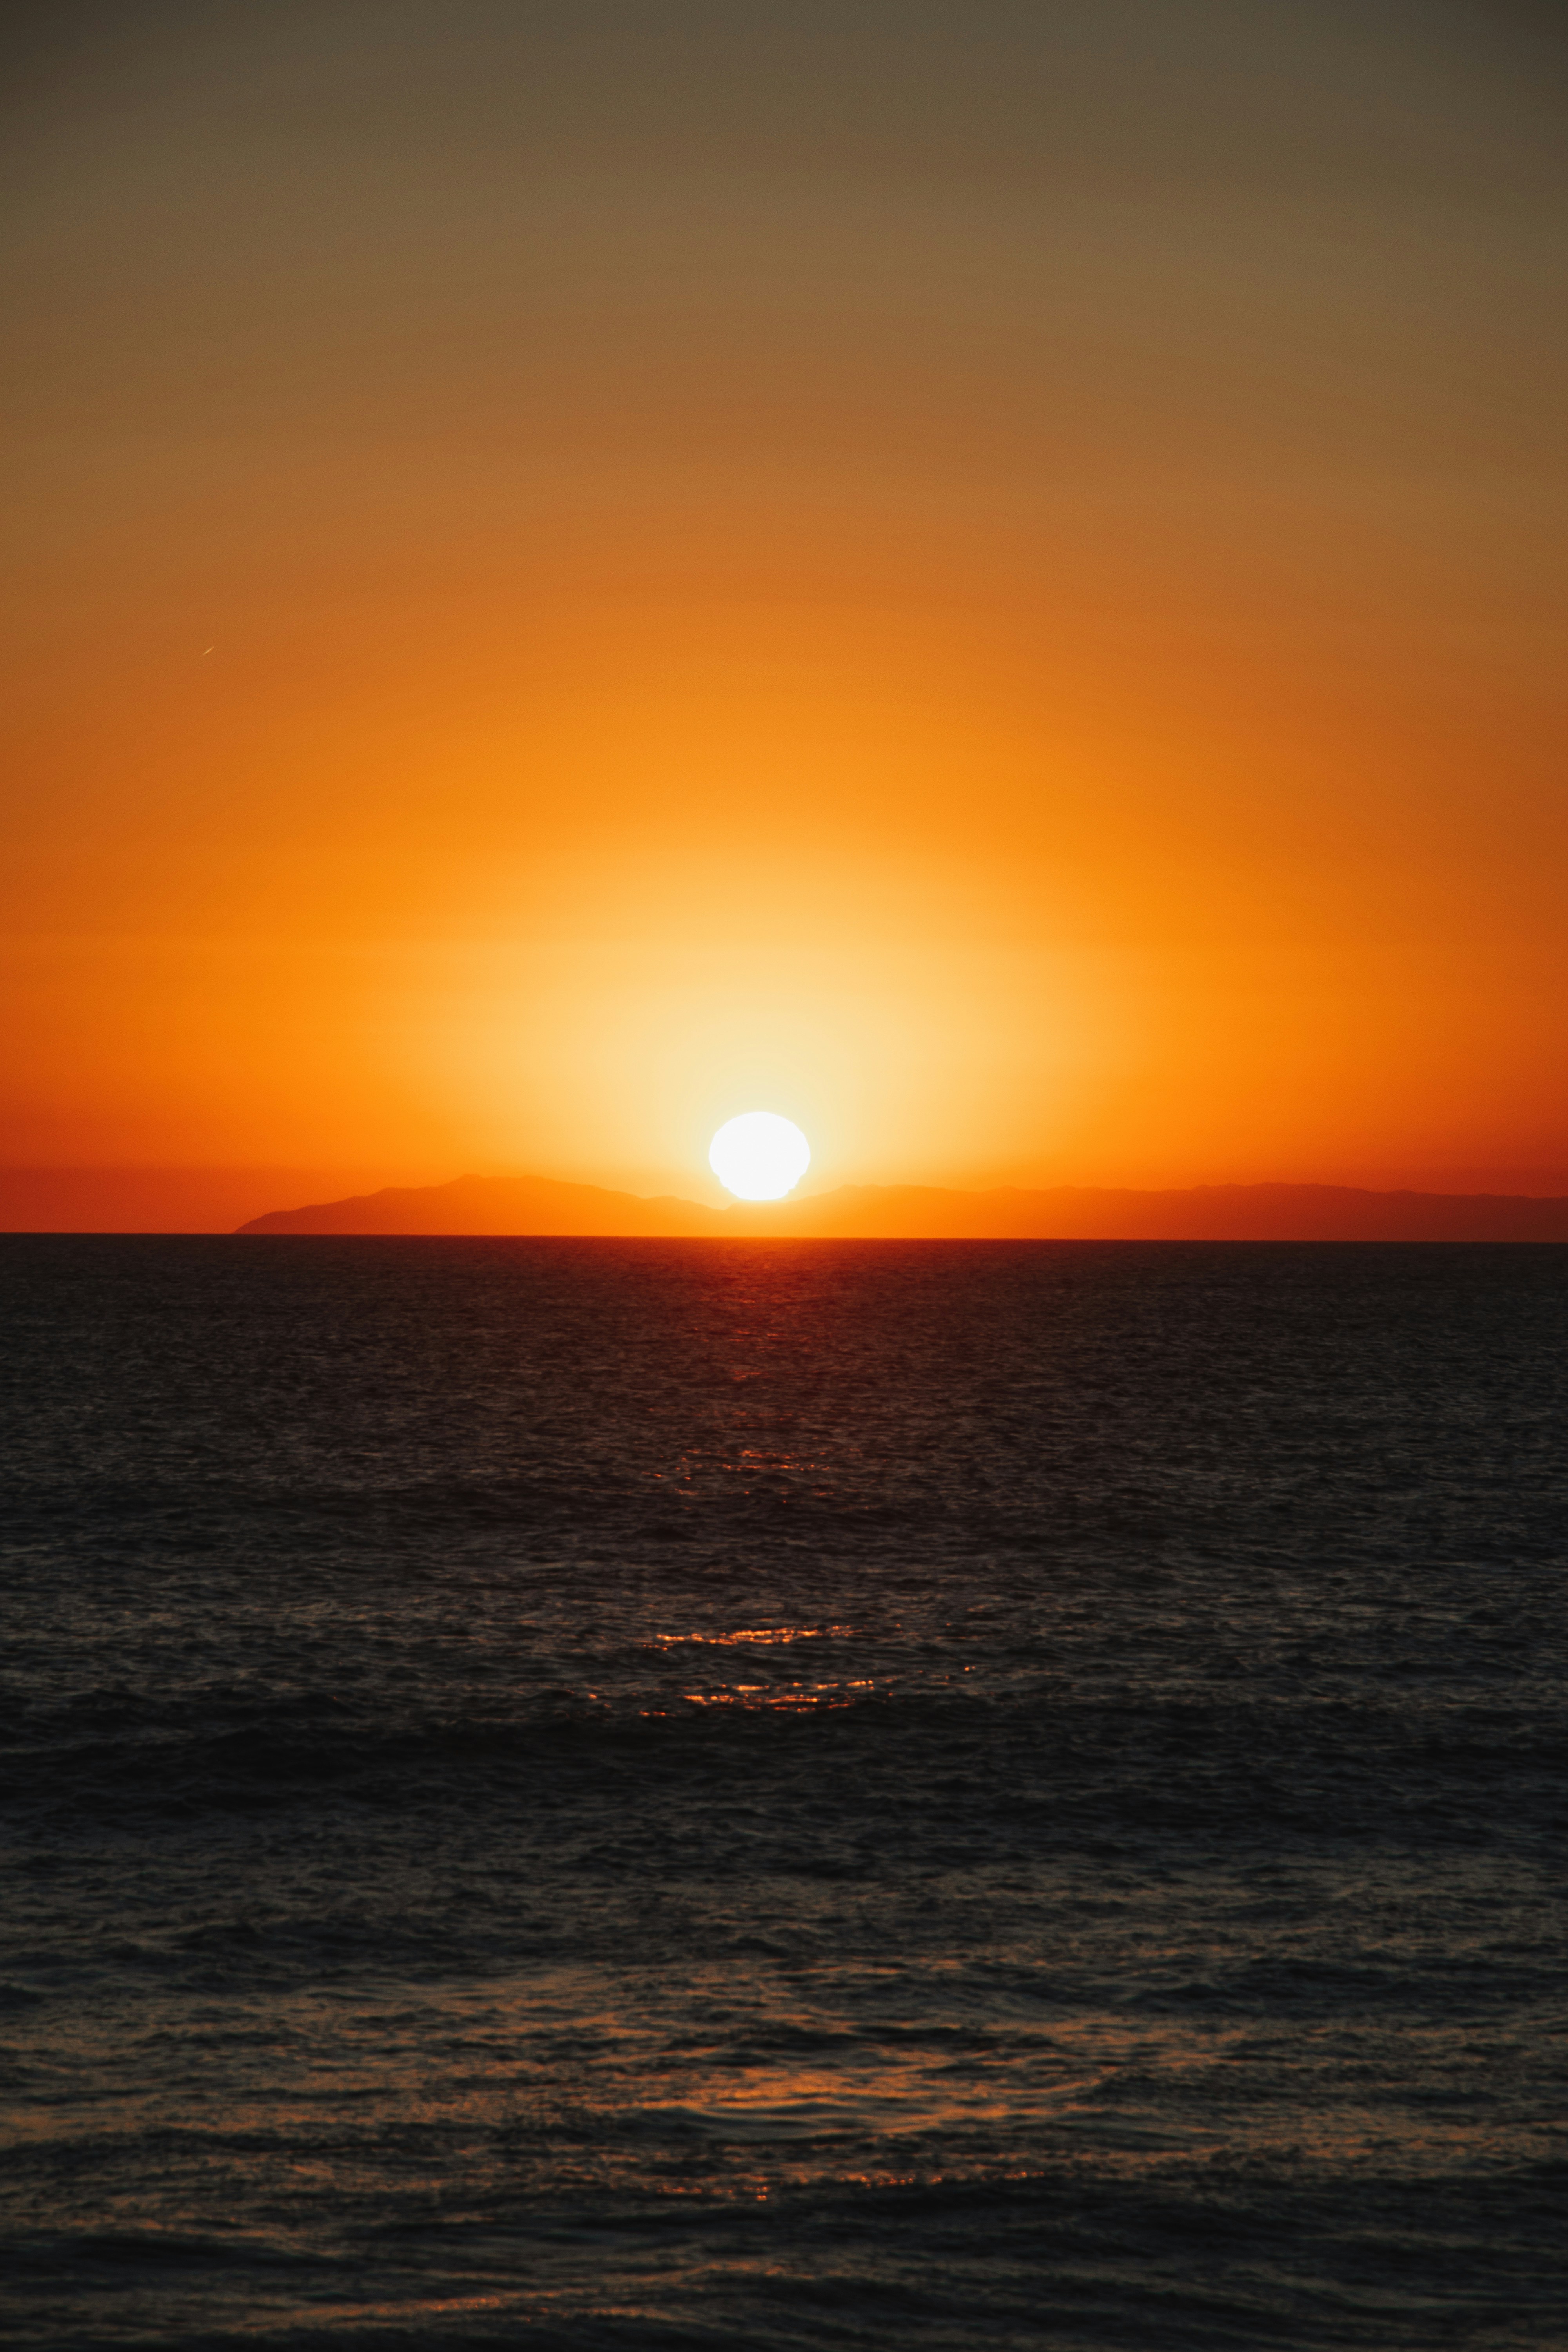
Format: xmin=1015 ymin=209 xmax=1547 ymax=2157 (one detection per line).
xmin=237 ymin=1174 xmax=1568 ymax=1241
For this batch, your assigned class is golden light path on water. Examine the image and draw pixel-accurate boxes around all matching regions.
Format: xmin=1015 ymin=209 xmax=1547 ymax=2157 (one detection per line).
xmin=661 ymin=1626 xmax=860 ymax=1709
xmin=579 ymin=1624 xmax=911 ymax=1714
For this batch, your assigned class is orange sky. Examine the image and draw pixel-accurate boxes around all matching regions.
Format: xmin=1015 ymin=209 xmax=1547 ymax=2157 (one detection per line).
xmin=4 ymin=2 xmax=1565 ymax=1213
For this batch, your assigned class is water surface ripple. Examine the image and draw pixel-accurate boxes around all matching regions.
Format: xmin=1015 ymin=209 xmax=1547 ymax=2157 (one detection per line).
xmin=1 ymin=1238 xmax=1564 ymax=2347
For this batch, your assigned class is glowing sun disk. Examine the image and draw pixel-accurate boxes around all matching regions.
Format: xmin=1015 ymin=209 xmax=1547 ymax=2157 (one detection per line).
xmin=709 ymin=1112 xmax=811 ymax=1201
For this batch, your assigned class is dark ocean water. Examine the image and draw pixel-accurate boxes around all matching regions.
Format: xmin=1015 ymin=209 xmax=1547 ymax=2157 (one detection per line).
xmin=2 ymin=1236 xmax=1564 ymax=2350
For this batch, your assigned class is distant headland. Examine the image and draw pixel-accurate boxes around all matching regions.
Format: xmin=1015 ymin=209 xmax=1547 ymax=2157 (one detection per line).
xmin=236 ymin=1174 xmax=1568 ymax=1242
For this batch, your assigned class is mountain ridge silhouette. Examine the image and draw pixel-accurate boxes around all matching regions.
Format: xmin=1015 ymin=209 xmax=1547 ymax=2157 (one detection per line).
xmin=236 ymin=1172 xmax=1568 ymax=1241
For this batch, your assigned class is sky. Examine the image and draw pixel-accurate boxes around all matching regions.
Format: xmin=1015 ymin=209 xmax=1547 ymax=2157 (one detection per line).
xmin=4 ymin=0 xmax=1565 ymax=1215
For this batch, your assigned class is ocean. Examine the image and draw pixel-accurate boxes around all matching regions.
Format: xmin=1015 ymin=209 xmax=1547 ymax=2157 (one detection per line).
xmin=2 ymin=1236 xmax=1564 ymax=2349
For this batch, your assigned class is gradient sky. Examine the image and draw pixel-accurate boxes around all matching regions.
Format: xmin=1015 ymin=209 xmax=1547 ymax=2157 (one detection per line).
xmin=4 ymin=1 xmax=1564 ymax=1205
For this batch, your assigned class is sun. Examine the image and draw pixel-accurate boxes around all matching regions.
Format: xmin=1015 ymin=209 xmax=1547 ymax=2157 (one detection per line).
xmin=709 ymin=1112 xmax=811 ymax=1201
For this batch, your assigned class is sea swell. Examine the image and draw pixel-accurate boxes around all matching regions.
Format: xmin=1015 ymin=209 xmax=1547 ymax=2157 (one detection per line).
xmin=2 ymin=1238 xmax=1565 ymax=2346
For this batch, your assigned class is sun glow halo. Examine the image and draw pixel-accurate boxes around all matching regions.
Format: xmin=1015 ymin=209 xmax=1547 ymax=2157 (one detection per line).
xmin=709 ymin=1112 xmax=811 ymax=1201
